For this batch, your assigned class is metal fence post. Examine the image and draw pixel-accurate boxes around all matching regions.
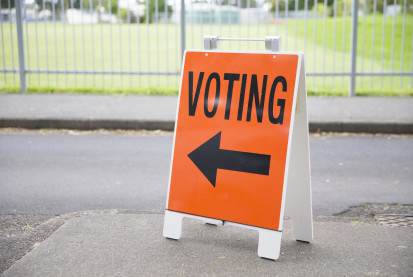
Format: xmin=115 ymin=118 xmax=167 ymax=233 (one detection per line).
xmin=349 ymin=0 xmax=359 ymax=97
xmin=15 ymin=0 xmax=26 ymax=93
xmin=180 ymin=0 xmax=186 ymax=61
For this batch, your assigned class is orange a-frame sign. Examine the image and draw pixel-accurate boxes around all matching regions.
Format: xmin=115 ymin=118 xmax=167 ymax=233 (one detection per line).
xmin=164 ymin=50 xmax=313 ymax=261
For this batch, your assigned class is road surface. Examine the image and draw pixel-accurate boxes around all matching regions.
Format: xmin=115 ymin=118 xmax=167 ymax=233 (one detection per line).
xmin=1 ymin=130 xmax=412 ymax=216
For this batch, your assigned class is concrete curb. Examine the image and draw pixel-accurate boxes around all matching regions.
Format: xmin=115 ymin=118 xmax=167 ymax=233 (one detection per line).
xmin=0 ymin=119 xmax=176 ymax=131
xmin=2 ymin=118 xmax=413 ymax=134
xmin=309 ymin=121 xmax=413 ymax=134
xmin=1 ymin=95 xmax=412 ymax=134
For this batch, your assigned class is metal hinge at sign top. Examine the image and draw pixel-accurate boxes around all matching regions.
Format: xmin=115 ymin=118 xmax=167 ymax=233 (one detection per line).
xmin=204 ymin=36 xmax=282 ymax=52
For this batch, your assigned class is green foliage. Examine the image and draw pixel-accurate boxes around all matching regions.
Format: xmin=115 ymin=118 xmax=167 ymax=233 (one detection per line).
xmin=329 ymin=0 xmax=352 ymax=16
xmin=120 ymin=8 xmax=138 ymax=22
xmin=361 ymin=0 xmax=384 ymax=14
xmin=145 ymin=0 xmax=172 ymax=23
xmin=315 ymin=2 xmax=327 ymax=16
xmin=1 ymin=0 xmax=13 ymax=9
xmin=270 ymin=0 xmax=316 ymax=13
xmin=235 ymin=0 xmax=257 ymax=8
xmin=354 ymin=0 xmax=413 ymax=16
xmin=110 ymin=0 xmax=118 ymax=14
xmin=120 ymin=8 xmax=127 ymax=20
xmin=270 ymin=0 xmax=413 ymax=16
xmin=77 ymin=0 xmax=101 ymax=11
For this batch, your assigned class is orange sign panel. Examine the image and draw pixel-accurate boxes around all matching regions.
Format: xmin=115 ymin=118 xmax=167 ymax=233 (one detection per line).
xmin=167 ymin=51 xmax=299 ymax=231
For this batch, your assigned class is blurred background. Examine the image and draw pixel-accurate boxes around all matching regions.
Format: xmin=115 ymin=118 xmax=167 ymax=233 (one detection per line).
xmin=0 ymin=0 xmax=412 ymax=96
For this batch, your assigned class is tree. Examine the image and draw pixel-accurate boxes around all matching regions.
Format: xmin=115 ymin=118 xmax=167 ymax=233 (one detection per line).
xmin=217 ymin=0 xmax=257 ymax=8
xmin=1 ymin=0 xmax=14 ymax=9
xmin=145 ymin=0 xmax=171 ymax=23
xmin=269 ymin=0 xmax=316 ymax=13
xmin=268 ymin=0 xmax=413 ymax=16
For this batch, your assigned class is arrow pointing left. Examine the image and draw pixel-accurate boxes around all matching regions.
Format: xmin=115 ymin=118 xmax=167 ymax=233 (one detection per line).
xmin=187 ymin=132 xmax=271 ymax=187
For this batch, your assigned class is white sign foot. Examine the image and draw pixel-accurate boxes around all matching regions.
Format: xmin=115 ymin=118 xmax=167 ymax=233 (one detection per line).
xmin=258 ymin=229 xmax=282 ymax=260
xmin=163 ymin=210 xmax=184 ymax=240
xmin=203 ymin=218 xmax=223 ymax=226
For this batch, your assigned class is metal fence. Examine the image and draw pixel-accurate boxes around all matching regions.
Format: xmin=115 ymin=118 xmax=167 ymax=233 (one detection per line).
xmin=1 ymin=0 xmax=412 ymax=95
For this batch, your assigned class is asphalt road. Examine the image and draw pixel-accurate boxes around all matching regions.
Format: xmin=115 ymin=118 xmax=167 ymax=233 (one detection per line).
xmin=1 ymin=131 xmax=412 ymax=216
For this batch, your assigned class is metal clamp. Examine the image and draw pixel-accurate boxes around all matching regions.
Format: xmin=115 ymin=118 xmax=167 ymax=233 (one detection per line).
xmin=204 ymin=36 xmax=220 ymax=50
xmin=264 ymin=36 xmax=282 ymax=52
xmin=204 ymin=36 xmax=282 ymax=52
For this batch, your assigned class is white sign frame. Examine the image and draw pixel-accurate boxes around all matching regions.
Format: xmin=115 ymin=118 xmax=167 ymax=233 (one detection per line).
xmin=163 ymin=50 xmax=313 ymax=261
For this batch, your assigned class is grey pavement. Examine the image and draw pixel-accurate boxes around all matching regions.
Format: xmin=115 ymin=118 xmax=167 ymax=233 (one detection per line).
xmin=2 ymin=213 xmax=413 ymax=277
xmin=1 ymin=94 xmax=413 ymax=133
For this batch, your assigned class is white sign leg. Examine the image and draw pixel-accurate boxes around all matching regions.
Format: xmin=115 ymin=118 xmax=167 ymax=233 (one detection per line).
xmin=163 ymin=210 xmax=184 ymax=240
xmin=226 ymin=222 xmax=282 ymax=260
xmin=258 ymin=229 xmax=282 ymax=260
xmin=284 ymin=58 xmax=313 ymax=243
xmin=163 ymin=210 xmax=224 ymax=239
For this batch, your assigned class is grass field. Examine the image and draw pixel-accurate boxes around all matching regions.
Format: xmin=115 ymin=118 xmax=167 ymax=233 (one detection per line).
xmin=0 ymin=14 xmax=412 ymax=96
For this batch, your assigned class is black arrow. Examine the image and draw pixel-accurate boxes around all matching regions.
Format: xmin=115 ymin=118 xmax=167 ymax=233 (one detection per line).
xmin=187 ymin=132 xmax=271 ymax=187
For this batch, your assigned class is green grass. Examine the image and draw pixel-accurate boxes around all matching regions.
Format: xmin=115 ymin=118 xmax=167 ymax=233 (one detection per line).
xmin=0 ymin=14 xmax=412 ymax=96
